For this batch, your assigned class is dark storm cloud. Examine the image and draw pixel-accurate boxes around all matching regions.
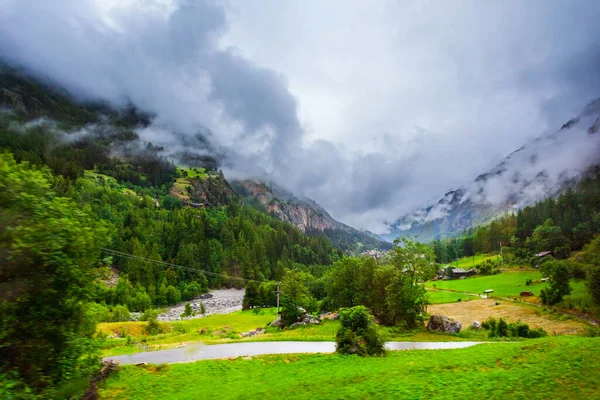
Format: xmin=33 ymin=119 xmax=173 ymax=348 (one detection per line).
xmin=2 ymin=0 xmax=600 ymax=233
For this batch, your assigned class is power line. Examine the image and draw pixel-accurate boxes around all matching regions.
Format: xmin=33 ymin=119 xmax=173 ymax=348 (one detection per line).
xmin=100 ymin=248 xmax=263 ymax=284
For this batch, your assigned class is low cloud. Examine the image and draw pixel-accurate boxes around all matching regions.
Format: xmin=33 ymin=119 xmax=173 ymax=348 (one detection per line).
xmin=2 ymin=0 xmax=600 ymax=233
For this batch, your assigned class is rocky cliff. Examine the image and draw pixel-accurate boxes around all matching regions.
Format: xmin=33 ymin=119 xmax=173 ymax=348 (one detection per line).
xmin=232 ymin=180 xmax=391 ymax=253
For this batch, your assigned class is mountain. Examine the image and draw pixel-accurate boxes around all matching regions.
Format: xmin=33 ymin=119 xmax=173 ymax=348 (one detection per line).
xmin=384 ymin=98 xmax=600 ymax=242
xmin=232 ymin=180 xmax=391 ymax=253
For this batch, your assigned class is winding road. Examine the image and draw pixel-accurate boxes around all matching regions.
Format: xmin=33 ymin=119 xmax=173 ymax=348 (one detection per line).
xmin=104 ymin=341 xmax=486 ymax=365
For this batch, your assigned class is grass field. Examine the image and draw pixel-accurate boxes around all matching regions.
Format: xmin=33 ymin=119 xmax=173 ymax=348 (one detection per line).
xmin=426 ymin=290 xmax=480 ymax=304
xmin=98 ymin=336 xmax=600 ymax=399
xmin=425 ymin=269 xmax=545 ymax=298
xmin=84 ymin=170 xmax=137 ymax=196
xmin=178 ymin=167 xmax=207 ymax=179
xmin=444 ymin=254 xmax=500 ymax=269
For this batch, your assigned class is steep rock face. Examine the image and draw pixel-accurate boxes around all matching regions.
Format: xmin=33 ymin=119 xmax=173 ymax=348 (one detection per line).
xmin=170 ymin=174 xmax=233 ymax=207
xmin=189 ymin=175 xmax=233 ymax=206
xmin=386 ymin=98 xmax=600 ymax=242
xmin=232 ymin=180 xmax=390 ymax=253
xmin=236 ymin=180 xmax=334 ymax=233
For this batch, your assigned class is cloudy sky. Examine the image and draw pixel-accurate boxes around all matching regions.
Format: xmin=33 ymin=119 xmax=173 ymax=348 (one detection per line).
xmin=2 ymin=0 xmax=600 ymax=233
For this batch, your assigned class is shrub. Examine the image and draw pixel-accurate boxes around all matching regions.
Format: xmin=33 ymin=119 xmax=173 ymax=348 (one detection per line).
xmin=481 ymin=317 xmax=547 ymax=338
xmin=477 ymin=259 xmax=500 ymax=275
xmin=497 ymin=319 xmax=509 ymax=337
xmin=145 ymin=317 xmax=161 ymax=336
xmin=568 ymin=261 xmax=588 ymax=280
xmin=587 ymin=265 xmax=600 ymax=305
xmin=336 ymin=306 xmax=385 ymax=356
xmin=180 ymin=302 xmax=194 ymax=319
xmin=554 ymin=245 xmax=571 ymax=260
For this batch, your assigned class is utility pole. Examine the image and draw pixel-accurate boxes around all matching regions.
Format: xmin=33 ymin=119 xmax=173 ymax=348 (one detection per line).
xmin=500 ymin=241 xmax=504 ymax=269
xmin=276 ymin=281 xmax=280 ymax=314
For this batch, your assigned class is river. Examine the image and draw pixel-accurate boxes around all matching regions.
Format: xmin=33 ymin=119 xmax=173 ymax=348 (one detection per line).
xmin=104 ymin=341 xmax=485 ymax=365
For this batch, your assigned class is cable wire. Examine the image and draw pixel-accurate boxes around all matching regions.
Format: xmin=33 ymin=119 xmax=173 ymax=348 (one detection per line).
xmin=100 ymin=248 xmax=263 ymax=283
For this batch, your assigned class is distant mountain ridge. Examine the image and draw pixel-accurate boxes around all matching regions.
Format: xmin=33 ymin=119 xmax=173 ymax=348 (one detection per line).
xmin=384 ymin=98 xmax=600 ymax=242
xmin=232 ymin=180 xmax=391 ymax=253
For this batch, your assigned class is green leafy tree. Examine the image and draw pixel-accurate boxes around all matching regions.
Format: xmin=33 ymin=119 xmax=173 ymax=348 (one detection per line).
xmin=540 ymin=260 xmax=572 ymax=305
xmin=390 ymin=237 xmax=437 ymax=281
xmin=385 ymin=270 xmax=428 ymax=328
xmin=335 ymin=306 xmax=385 ymax=356
xmin=0 ymin=153 xmax=105 ymax=393
xmin=280 ymin=270 xmax=308 ymax=326
xmin=242 ymin=281 xmax=260 ymax=309
xmin=181 ymin=302 xmax=194 ymax=318
xmin=200 ymin=301 xmax=206 ymax=315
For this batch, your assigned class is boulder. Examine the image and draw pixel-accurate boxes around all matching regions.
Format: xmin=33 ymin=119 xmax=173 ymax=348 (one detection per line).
xmin=427 ymin=315 xmax=462 ymax=334
xmin=319 ymin=312 xmax=339 ymax=321
xmin=470 ymin=321 xmax=481 ymax=330
xmin=270 ymin=315 xmax=284 ymax=328
xmin=240 ymin=327 xmax=264 ymax=338
xmin=302 ymin=314 xmax=320 ymax=325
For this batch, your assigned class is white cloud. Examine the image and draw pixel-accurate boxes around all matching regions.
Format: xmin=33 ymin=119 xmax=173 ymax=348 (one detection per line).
xmin=2 ymin=0 xmax=600 ymax=233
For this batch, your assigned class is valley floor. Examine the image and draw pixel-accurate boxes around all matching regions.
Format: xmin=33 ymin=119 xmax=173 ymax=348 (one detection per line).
xmin=99 ymin=336 xmax=600 ymax=399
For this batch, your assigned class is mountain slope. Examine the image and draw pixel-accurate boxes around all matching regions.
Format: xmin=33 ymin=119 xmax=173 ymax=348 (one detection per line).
xmin=385 ymin=98 xmax=600 ymax=242
xmin=232 ymin=180 xmax=391 ymax=253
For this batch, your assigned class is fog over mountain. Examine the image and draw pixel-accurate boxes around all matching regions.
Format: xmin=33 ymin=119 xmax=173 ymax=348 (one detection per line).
xmin=384 ymin=99 xmax=600 ymax=242
xmin=2 ymin=0 xmax=600 ymax=234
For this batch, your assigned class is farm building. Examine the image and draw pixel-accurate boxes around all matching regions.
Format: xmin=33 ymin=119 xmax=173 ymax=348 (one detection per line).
xmin=443 ymin=267 xmax=471 ymax=279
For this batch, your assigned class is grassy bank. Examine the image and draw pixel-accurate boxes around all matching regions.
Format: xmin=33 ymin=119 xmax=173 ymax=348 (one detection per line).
xmin=99 ymin=336 xmax=600 ymax=399
xmin=99 ymin=309 xmax=493 ymax=357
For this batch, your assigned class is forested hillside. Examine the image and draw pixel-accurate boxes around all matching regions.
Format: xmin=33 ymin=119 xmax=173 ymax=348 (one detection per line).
xmin=0 ymin=67 xmax=341 ymax=308
xmin=0 ymin=68 xmax=343 ymax=395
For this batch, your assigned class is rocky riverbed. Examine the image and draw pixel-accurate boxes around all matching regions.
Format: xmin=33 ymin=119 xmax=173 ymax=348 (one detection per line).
xmin=156 ymin=289 xmax=245 ymax=322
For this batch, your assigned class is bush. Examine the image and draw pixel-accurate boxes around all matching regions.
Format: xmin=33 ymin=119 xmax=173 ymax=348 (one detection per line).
xmin=110 ymin=304 xmax=131 ymax=322
xmin=145 ymin=317 xmax=161 ymax=336
xmin=481 ymin=317 xmax=547 ymax=338
xmin=568 ymin=261 xmax=588 ymax=280
xmin=336 ymin=306 xmax=385 ymax=356
xmin=587 ymin=265 xmax=600 ymax=305
xmin=554 ymin=245 xmax=571 ymax=260
xmin=477 ymin=259 xmax=500 ymax=275
xmin=180 ymin=302 xmax=194 ymax=319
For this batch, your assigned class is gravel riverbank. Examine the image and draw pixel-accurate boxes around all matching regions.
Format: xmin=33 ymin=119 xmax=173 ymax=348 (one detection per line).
xmin=157 ymin=288 xmax=245 ymax=322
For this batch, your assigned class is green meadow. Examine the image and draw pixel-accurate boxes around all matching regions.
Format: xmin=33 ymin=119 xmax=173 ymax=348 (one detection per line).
xmin=99 ymin=336 xmax=600 ymax=400
xmin=425 ymin=270 xmax=545 ymax=298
